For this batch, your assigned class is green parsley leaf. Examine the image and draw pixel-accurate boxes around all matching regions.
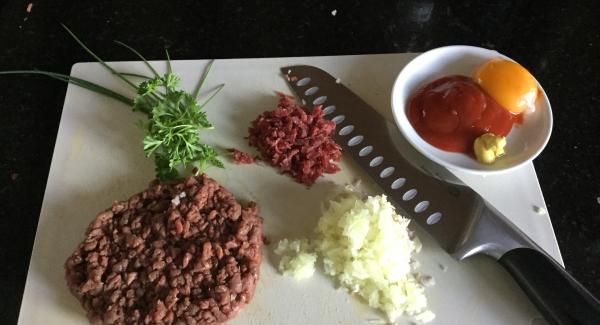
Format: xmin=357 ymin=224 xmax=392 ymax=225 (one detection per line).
xmin=162 ymin=73 xmax=180 ymax=90
xmin=0 ymin=26 xmax=225 ymax=181
xmin=138 ymin=78 xmax=160 ymax=95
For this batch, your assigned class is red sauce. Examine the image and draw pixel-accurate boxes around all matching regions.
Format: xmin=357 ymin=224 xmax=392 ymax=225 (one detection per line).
xmin=407 ymin=75 xmax=519 ymax=154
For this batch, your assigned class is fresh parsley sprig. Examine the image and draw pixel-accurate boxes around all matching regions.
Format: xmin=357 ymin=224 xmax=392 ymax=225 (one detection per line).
xmin=0 ymin=25 xmax=224 ymax=180
xmin=136 ymin=73 xmax=224 ymax=179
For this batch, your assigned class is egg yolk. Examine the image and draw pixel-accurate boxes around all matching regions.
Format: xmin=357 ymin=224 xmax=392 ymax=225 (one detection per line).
xmin=474 ymin=59 xmax=537 ymax=114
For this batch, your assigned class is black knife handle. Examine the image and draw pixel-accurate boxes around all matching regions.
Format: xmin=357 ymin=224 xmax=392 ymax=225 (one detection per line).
xmin=499 ymin=248 xmax=600 ymax=324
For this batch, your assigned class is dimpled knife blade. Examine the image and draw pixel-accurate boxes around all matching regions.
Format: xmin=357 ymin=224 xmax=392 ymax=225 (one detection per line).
xmin=281 ymin=65 xmax=600 ymax=325
xmin=281 ymin=65 xmax=536 ymax=258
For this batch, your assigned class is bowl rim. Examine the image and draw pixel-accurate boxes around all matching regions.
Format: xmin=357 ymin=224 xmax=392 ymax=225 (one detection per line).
xmin=390 ymin=45 xmax=553 ymax=175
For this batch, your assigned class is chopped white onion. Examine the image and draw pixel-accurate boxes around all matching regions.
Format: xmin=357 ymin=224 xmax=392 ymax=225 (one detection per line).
xmin=275 ymin=192 xmax=435 ymax=323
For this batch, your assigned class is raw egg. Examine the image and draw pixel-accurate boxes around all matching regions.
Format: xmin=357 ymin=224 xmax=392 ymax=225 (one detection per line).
xmin=474 ymin=59 xmax=538 ymax=114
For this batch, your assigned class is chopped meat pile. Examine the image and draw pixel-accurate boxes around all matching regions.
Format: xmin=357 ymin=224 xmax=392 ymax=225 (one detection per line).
xmin=248 ymin=93 xmax=341 ymax=185
xmin=228 ymin=148 xmax=254 ymax=165
xmin=65 ymin=175 xmax=263 ymax=325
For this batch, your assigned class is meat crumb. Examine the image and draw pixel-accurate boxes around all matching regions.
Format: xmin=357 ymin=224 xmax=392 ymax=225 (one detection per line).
xmin=228 ymin=148 xmax=254 ymax=165
xmin=248 ymin=93 xmax=342 ymax=186
xmin=26 ymin=3 xmax=33 ymax=13
xmin=10 ymin=173 xmax=19 ymax=181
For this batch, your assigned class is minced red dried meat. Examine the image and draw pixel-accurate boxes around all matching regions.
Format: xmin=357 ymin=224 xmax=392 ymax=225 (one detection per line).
xmin=248 ymin=93 xmax=341 ymax=186
xmin=227 ymin=148 xmax=254 ymax=165
xmin=65 ymin=175 xmax=263 ymax=325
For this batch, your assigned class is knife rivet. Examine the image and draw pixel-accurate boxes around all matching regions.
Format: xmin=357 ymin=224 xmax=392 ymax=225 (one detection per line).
xmin=322 ymin=105 xmax=336 ymax=115
xmin=305 ymin=86 xmax=319 ymax=96
xmin=427 ymin=212 xmax=442 ymax=225
xmin=296 ymin=77 xmax=311 ymax=87
xmin=402 ymin=189 xmax=417 ymax=201
xmin=369 ymin=156 xmax=383 ymax=167
xmin=313 ymin=96 xmax=328 ymax=105
xmin=414 ymin=201 xmax=430 ymax=213
xmin=391 ymin=178 xmax=406 ymax=189
xmin=359 ymin=146 xmax=373 ymax=157
xmin=331 ymin=115 xmax=345 ymax=124
xmin=379 ymin=167 xmax=395 ymax=178
xmin=339 ymin=125 xmax=354 ymax=136
xmin=348 ymin=135 xmax=364 ymax=146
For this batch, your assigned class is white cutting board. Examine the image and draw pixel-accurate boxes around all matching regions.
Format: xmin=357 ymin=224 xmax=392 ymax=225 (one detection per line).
xmin=18 ymin=54 xmax=561 ymax=325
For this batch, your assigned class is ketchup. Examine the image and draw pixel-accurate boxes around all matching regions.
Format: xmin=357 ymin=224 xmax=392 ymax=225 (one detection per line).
xmin=407 ymin=75 xmax=518 ymax=154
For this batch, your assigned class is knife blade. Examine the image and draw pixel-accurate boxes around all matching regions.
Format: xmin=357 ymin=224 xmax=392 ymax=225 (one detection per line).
xmin=281 ymin=64 xmax=529 ymax=258
xmin=281 ymin=64 xmax=600 ymax=325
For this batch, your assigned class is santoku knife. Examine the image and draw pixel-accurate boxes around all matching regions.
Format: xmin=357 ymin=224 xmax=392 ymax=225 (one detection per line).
xmin=281 ymin=65 xmax=600 ymax=325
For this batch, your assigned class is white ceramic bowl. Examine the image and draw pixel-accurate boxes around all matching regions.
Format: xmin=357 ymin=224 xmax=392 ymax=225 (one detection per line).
xmin=391 ymin=45 xmax=553 ymax=175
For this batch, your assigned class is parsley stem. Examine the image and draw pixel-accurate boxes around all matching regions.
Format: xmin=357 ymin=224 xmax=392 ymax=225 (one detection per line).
xmin=114 ymin=40 xmax=161 ymax=79
xmin=165 ymin=49 xmax=172 ymax=75
xmin=0 ymin=70 xmax=133 ymax=107
xmin=61 ymin=24 xmax=139 ymax=91
xmin=199 ymin=83 xmax=225 ymax=109
xmin=117 ymin=72 xmax=152 ymax=80
xmin=192 ymin=60 xmax=214 ymax=99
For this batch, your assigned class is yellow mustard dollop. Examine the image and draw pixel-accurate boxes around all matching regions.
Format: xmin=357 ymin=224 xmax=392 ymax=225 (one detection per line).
xmin=474 ymin=133 xmax=507 ymax=164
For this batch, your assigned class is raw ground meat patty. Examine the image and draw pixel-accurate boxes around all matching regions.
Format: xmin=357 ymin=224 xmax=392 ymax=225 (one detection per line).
xmin=65 ymin=175 xmax=263 ymax=325
xmin=248 ymin=93 xmax=341 ymax=185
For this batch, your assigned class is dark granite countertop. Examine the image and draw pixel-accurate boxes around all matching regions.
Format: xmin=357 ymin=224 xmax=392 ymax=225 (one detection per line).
xmin=1 ymin=1 xmax=599 ymax=323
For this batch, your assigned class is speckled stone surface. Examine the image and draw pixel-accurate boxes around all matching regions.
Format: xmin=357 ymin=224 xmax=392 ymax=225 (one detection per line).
xmin=0 ymin=1 xmax=599 ymax=323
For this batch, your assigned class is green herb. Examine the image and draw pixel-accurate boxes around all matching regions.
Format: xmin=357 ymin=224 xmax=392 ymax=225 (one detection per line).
xmin=0 ymin=25 xmax=224 ymax=180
